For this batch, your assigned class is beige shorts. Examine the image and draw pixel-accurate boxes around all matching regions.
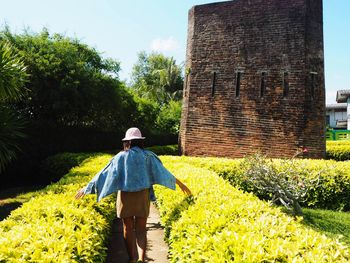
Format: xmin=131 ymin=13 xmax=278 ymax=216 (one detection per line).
xmin=116 ymin=189 xmax=150 ymax=218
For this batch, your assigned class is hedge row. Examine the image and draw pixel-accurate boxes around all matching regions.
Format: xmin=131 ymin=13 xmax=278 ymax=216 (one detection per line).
xmin=164 ymin=156 xmax=350 ymax=211
xmin=154 ymin=142 xmax=350 ymax=161
xmin=155 ymin=157 xmax=349 ymax=262
xmin=39 ymin=152 xmax=96 ymax=183
xmin=2 ymin=146 xmax=349 ymax=261
xmin=39 ymin=145 xmax=178 ymax=186
xmin=0 ymin=154 xmax=115 ymax=262
xmin=146 ymin=144 xmax=178 ymax=156
xmin=326 ymin=141 xmax=350 ymax=161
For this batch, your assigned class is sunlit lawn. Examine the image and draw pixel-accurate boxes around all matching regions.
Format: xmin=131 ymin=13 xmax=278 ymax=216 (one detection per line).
xmin=302 ymin=208 xmax=350 ymax=245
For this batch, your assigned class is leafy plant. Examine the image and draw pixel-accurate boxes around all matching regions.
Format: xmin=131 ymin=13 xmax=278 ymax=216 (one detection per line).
xmin=0 ymin=154 xmax=115 ymax=262
xmin=0 ymin=40 xmax=28 ymax=172
xmin=326 ymin=140 xmax=350 ymax=161
xmin=146 ymin=144 xmax=178 ymax=155
xmin=242 ymin=152 xmax=323 ymax=215
xmin=130 ymin=51 xmax=184 ymax=105
xmin=155 ymin=157 xmax=350 ymax=262
xmin=177 ymin=155 xmax=350 ymax=211
xmin=155 ymin=100 xmax=182 ymax=135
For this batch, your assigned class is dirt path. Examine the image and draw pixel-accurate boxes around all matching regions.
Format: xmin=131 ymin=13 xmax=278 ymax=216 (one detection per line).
xmin=105 ymin=203 xmax=169 ymax=263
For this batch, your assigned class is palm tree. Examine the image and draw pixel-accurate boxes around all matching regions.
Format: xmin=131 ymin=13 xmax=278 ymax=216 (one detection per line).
xmin=131 ymin=52 xmax=184 ymax=104
xmin=0 ymin=41 xmax=28 ymax=172
xmin=153 ymin=57 xmax=183 ymax=102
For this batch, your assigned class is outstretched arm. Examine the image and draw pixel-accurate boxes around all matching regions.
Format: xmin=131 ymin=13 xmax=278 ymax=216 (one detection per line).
xmin=75 ymin=188 xmax=86 ymax=199
xmin=176 ymin=178 xmax=192 ymax=195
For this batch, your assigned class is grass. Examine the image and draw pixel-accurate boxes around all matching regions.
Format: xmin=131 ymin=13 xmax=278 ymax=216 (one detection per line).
xmin=302 ymin=208 xmax=350 ymax=245
xmin=0 ymin=186 xmax=45 ymax=221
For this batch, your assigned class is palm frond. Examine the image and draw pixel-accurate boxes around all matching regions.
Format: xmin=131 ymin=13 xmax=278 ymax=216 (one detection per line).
xmin=0 ymin=41 xmax=29 ymax=102
xmin=0 ymin=107 xmax=27 ymax=172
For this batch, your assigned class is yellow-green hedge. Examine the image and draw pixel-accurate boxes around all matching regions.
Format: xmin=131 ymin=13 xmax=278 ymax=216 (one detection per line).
xmin=2 ymin=152 xmax=350 ymax=262
xmin=166 ymin=156 xmax=350 ymax=211
xmin=0 ymin=154 xmax=115 ymax=262
xmin=326 ymin=141 xmax=350 ymax=161
xmin=146 ymin=144 xmax=178 ymax=155
xmin=156 ymin=157 xmax=349 ymax=262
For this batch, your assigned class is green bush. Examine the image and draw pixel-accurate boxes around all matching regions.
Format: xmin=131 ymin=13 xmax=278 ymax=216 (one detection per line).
xmin=326 ymin=141 xmax=350 ymax=161
xmin=0 ymin=154 xmax=115 ymax=262
xmin=155 ymin=157 xmax=350 ymax=262
xmin=39 ymin=152 xmax=95 ymax=183
xmin=155 ymin=100 xmax=182 ymax=135
xmin=171 ymin=156 xmax=350 ymax=211
xmin=146 ymin=144 xmax=178 ymax=156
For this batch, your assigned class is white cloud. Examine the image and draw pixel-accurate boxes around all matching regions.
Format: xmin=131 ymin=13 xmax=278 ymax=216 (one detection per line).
xmin=150 ymin=36 xmax=180 ymax=52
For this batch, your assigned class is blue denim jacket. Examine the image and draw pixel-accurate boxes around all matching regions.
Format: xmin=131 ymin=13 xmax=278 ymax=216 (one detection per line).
xmin=83 ymin=147 xmax=176 ymax=202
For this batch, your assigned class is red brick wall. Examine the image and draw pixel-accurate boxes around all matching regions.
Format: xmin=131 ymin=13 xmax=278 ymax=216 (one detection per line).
xmin=179 ymin=0 xmax=325 ymax=158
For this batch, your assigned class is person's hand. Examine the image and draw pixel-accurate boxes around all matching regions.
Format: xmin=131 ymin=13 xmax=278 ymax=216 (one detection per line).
xmin=180 ymin=183 xmax=192 ymax=196
xmin=176 ymin=179 xmax=192 ymax=196
xmin=75 ymin=188 xmax=86 ymax=200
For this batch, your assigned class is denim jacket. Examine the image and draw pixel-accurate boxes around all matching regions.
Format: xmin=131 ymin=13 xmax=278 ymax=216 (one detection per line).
xmin=83 ymin=147 xmax=176 ymax=202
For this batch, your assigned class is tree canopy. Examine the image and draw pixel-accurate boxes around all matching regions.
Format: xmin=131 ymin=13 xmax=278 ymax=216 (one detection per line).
xmin=1 ymin=28 xmax=138 ymax=132
xmin=131 ymin=51 xmax=184 ymax=104
xmin=0 ymin=40 xmax=28 ymax=172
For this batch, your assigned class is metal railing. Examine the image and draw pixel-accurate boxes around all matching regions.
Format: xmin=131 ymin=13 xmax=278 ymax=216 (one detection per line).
xmin=326 ymin=130 xmax=350 ymax=141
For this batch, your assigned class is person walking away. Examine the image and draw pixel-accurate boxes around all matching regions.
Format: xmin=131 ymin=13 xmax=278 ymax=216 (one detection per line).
xmin=75 ymin=127 xmax=191 ymax=263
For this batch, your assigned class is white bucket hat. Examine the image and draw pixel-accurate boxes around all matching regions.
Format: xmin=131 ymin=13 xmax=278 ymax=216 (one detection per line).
xmin=122 ymin=127 xmax=145 ymax=141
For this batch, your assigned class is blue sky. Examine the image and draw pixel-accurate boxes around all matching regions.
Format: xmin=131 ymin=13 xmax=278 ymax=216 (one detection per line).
xmin=0 ymin=0 xmax=348 ymax=103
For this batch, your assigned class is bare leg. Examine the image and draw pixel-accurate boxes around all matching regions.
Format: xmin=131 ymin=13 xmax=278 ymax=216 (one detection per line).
xmin=122 ymin=217 xmax=137 ymax=261
xmin=135 ymin=217 xmax=147 ymax=261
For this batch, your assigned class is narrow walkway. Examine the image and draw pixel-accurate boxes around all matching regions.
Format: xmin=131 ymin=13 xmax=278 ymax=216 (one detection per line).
xmin=106 ymin=203 xmax=169 ymax=263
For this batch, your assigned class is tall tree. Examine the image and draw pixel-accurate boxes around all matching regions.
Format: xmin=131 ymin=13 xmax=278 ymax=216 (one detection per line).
xmin=131 ymin=51 xmax=184 ymax=104
xmin=1 ymin=28 xmax=136 ymax=133
xmin=0 ymin=41 xmax=28 ymax=172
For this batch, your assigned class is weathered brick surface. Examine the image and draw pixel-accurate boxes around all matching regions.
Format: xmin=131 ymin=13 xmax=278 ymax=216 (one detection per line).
xmin=180 ymin=0 xmax=325 ymax=158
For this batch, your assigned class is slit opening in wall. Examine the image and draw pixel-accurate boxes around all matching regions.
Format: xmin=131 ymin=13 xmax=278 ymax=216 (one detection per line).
xmin=211 ymin=72 xmax=217 ymax=97
xmin=184 ymin=73 xmax=189 ymax=97
xmin=260 ymin=72 xmax=266 ymax=97
xmin=283 ymin=71 xmax=289 ymax=98
xmin=235 ymin=72 xmax=241 ymax=98
xmin=310 ymin=72 xmax=317 ymax=99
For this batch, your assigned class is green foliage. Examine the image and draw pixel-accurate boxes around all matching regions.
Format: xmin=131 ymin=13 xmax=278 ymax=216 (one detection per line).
xmin=303 ymin=208 xmax=350 ymax=245
xmin=1 ymin=28 xmax=137 ymax=132
xmin=2 ymin=153 xmax=350 ymax=262
xmin=0 ymin=27 xmax=147 ymax=185
xmin=0 ymin=107 xmax=27 ymax=173
xmin=155 ymin=100 xmax=182 ymax=135
xmin=326 ymin=140 xmax=350 ymax=161
xmin=0 ymin=154 xmax=115 ymax=262
xmin=131 ymin=51 xmax=183 ymax=105
xmin=242 ymin=153 xmax=317 ymax=215
xmin=176 ymin=156 xmax=350 ymax=211
xmin=40 ymin=152 xmax=96 ymax=183
xmin=0 ymin=40 xmax=28 ymax=172
xmin=146 ymin=144 xmax=178 ymax=156
xmin=131 ymin=94 xmax=160 ymax=134
xmin=155 ymin=157 xmax=350 ymax=262
xmin=0 ymin=41 xmax=28 ymax=102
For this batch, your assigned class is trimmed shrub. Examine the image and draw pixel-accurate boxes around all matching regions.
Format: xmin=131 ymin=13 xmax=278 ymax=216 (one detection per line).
xmin=155 ymin=157 xmax=350 ymax=262
xmin=0 ymin=154 xmax=115 ymax=262
xmin=39 ymin=152 xmax=95 ymax=183
xmin=326 ymin=141 xmax=350 ymax=161
xmin=146 ymin=144 xmax=178 ymax=156
xmin=168 ymin=156 xmax=350 ymax=211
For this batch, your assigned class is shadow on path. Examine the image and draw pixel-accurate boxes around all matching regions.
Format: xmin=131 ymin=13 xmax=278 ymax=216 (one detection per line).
xmin=105 ymin=218 xmax=129 ymax=263
xmin=145 ymin=204 xmax=169 ymax=262
xmin=105 ymin=203 xmax=169 ymax=263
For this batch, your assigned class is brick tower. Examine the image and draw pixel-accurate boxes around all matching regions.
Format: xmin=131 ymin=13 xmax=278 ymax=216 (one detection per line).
xmin=179 ymin=0 xmax=325 ymax=158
